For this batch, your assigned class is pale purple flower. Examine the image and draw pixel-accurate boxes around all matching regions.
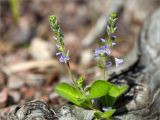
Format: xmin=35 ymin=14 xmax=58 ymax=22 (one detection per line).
xmin=100 ymin=38 xmax=105 ymax=42
xmin=106 ymin=61 xmax=112 ymax=68
xmin=59 ymin=54 xmax=70 ymax=63
xmin=115 ymin=58 xmax=123 ymax=67
xmin=94 ymin=45 xmax=111 ymax=57
xmin=94 ymin=48 xmax=103 ymax=57
xmin=56 ymin=50 xmax=70 ymax=63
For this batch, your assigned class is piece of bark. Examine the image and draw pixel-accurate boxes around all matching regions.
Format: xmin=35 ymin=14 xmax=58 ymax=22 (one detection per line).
xmin=115 ymin=8 xmax=160 ymax=120
xmin=56 ymin=105 xmax=94 ymax=120
xmin=5 ymin=59 xmax=61 ymax=74
xmin=8 ymin=100 xmax=57 ymax=120
xmin=7 ymin=100 xmax=94 ymax=120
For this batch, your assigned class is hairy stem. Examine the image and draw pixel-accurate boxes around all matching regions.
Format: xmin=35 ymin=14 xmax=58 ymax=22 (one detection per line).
xmin=103 ymin=67 xmax=106 ymax=80
xmin=66 ymin=62 xmax=77 ymax=86
xmin=101 ymin=57 xmax=107 ymax=80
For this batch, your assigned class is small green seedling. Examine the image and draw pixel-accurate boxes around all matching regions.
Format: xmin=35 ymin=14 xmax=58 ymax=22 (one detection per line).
xmin=50 ymin=13 xmax=128 ymax=120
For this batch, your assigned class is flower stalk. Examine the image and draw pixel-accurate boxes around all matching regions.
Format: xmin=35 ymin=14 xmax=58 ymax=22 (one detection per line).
xmin=94 ymin=13 xmax=123 ymax=80
xmin=66 ymin=62 xmax=77 ymax=86
xmin=50 ymin=15 xmax=76 ymax=85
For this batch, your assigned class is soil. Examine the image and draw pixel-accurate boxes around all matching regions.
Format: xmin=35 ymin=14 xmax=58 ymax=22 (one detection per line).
xmin=0 ymin=0 xmax=159 ymax=119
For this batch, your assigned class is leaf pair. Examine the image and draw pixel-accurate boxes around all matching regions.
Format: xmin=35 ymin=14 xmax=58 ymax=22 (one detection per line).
xmin=55 ymin=80 xmax=128 ymax=120
xmin=55 ymin=83 xmax=86 ymax=107
xmin=55 ymin=80 xmax=111 ymax=107
xmin=101 ymin=83 xmax=128 ymax=107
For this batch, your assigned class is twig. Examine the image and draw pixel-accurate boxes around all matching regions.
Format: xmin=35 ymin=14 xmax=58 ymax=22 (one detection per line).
xmin=6 ymin=59 xmax=61 ymax=74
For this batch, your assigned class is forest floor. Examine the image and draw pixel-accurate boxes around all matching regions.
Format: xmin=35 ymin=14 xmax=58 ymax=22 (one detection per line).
xmin=0 ymin=0 xmax=159 ymax=119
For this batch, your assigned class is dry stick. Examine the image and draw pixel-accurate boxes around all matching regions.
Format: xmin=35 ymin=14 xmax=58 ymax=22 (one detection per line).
xmin=81 ymin=0 xmax=126 ymax=49
xmin=6 ymin=59 xmax=61 ymax=74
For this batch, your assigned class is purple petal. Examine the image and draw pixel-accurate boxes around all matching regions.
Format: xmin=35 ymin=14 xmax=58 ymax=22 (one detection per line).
xmin=59 ymin=54 xmax=70 ymax=63
xmin=105 ymin=48 xmax=111 ymax=55
xmin=115 ymin=58 xmax=123 ymax=67
xmin=94 ymin=45 xmax=111 ymax=57
xmin=106 ymin=61 xmax=112 ymax=68
xmin=103 ymin=45 xmax=111 ymax=55
xmin=59 ymin=55 xmax=65 ymax=63
xmin=94 ymin=48 xmax=100 ymax=57
xmin=100 ymin=38 xmax=105 ymax=42
xmin=94 ymin=47 xmax=104 ymax=57
xmin=103 ymin=45 xmax=109 ymax=49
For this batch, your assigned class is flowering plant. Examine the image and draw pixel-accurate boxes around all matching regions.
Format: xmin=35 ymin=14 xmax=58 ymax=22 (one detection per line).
xmin=50 ymin=13 xmax=127 ymax=120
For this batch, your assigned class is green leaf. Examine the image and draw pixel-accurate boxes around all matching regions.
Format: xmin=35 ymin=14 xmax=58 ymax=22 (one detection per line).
xmin=102 ymin=109 xmax=116 ymax=118
xmin=94 ymin=111 xmax=103 ymax=119
xmin=109 ymin=85 xmax=128 ymax=98
xmin=94 ymin=109 xmax=115 ymax=119
xmin=101 ymin=85 xmax=128 ymax=107
xmin=86 ymin=80 xmax=110 ymax=99
xmin=100 ymin=94 xmax=115 ymax=107
xmin=77 ymin=76 xmax=84 ymax=89
xmin=55 ymin=82 xmax=84 ymax=106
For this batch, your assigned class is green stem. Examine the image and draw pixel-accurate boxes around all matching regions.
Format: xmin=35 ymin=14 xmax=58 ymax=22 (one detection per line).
xmin=101 ymin=57 xmax=107 ymax=80
xmin=66 ymin=62 xmax=86 ymax=96
xmin=103 ymin=68 xmax=106 ymax=80
xmin=66 ymin=62 xmax=76 ymax=86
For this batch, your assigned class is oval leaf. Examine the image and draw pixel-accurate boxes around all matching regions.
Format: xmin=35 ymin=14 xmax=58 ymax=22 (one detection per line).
xmin=109 ymin=85 xmax=128 ymax=98
xmin=55 ymin=82 xmax=84 ymax=106
xmin=86 ymin=80 xmax=110 ymax=99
